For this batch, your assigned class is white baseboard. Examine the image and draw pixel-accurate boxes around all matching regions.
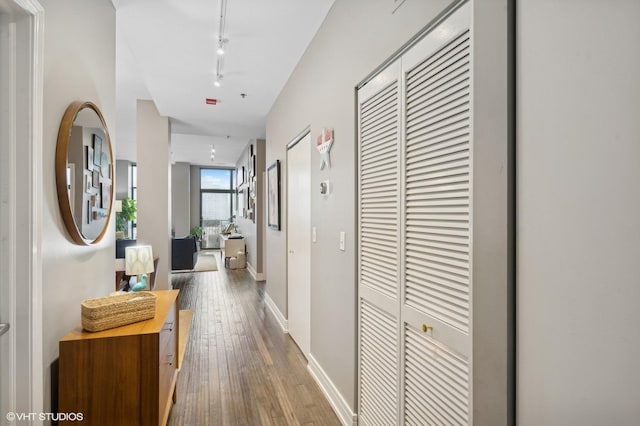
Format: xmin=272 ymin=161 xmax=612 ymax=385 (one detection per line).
xmin=307 ymin=354 xmax=358 ymax=426
xmin=264 ymin=292 xmax=288 ymax=333
xmin=247 ymin=262 xmax=266 ymax=281
xmin=247 ymin=262 xmax=257 ymax=279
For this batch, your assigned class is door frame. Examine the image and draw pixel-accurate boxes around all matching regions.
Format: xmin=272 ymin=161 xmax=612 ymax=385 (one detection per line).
xmin=0 ymin=0 xmax=44 ymax=418
xmin=286 ymin=126 xmax=311 ymax=357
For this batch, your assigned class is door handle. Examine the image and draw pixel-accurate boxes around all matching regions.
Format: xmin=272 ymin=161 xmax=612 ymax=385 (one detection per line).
xmin=0 ymin=323 xmax=9 ymax=337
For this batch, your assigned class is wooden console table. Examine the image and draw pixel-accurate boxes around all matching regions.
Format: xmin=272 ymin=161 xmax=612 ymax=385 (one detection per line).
xmin=59 ymin=290 xmax=179 ymax=425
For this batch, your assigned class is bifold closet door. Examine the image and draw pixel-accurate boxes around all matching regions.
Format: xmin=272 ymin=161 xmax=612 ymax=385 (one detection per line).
xmin=358 ymin=3 xmax=472 ymax=425
xmin=357 ymin=60 xmax=402 ymax=426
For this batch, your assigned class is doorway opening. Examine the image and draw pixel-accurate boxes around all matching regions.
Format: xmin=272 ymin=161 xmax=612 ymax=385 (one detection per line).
xmin=0 ymin=0 xmax=44 ymax=416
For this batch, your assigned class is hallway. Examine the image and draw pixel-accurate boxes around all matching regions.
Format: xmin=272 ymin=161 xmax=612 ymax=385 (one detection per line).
xmin=169 ymin=263 xmax=340 ymax=425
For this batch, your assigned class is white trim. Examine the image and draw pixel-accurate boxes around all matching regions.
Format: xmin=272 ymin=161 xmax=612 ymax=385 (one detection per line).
xmin=0 ymin=0 xmax=44 ymax=420
xmin=264 ymin=292 xmax=288 ymax=333
xmin=246 ymin=262 xmax=266 ymax=281
xmin=29 ymin=1 xmax=45 ymax=416
xmin=307 ymin=354 xmax=358 ymax=426
xmin=247 ymin=261 xmax=256 ymax=279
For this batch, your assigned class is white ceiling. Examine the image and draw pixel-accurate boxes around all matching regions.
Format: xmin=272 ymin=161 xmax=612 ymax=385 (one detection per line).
xmin=113 ymin=0 xmax=335 ymax=166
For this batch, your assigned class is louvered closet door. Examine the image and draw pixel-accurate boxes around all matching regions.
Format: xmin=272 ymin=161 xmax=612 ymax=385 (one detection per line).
xmin=357 ymin=60 xmax=401 ymax=426
xmin=358 ymin=2 xmax=472 ymax=425
xmin=401 ymin=3 xmax=472 ymax=425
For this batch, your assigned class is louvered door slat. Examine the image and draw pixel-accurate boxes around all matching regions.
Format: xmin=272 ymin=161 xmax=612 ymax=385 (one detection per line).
xmin=407 ymin=67 xmax=470 ymax=113
xmin=406 ymin=124 xmax=469 ymax=150
xmin=360 ymin=225 xmax=395 ymax=238
xmin=359 ymin=79 xmax=399 ymax=301
xmin=406 ymin=115 xmax=468 ymax=143
xmin=361 ymin=130 xmax=397 ymax=153
xmin=404 ymin=326 xmax=469 ymax=425
xmin=359 ymin=301 xmax=398 ymax=426
xmin=405 ymin=29 xmax=471 ymax=336
xmin=406 ymin=34 xmax=469 ymax=87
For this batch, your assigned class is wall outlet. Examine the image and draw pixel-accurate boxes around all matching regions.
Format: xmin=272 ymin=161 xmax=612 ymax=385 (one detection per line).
xmin=339 ymin=231 xmax=345 ymax=251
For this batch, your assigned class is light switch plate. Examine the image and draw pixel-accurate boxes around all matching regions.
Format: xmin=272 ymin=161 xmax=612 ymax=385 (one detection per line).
xmin=312 ymin=227 xmax=317 ymax=243
xmin=339 ymin=231 xmax=345 ymax=251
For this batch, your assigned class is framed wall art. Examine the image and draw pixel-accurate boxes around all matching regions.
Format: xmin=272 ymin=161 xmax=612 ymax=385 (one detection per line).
xmin=92 ymin=134 xmax=102 ymax=165
xmin=86 ymin=146 xmax=93 ymax=171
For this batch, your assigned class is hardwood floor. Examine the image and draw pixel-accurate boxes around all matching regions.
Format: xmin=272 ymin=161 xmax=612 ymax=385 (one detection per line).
xmin=168 ymin=262 xmax=341 ymax=426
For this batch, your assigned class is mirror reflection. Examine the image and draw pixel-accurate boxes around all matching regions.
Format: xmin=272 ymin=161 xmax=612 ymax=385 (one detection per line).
xmin=56 ymin=102 xmax=113 ymax=245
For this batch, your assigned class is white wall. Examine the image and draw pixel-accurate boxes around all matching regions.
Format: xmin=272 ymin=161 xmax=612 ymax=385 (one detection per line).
xmin=115 ymin=159 xmax=131 ymax=200
xmin=136 ymin=100 xmax=171 ymax=289
xmin=266 ymin=0 xmax=455 ymax=412
xmin=171 ymin=162 xmax=190 ymax=237
xmin=40 ymin=0 xmax=115 ymax=413
xmin=517 ymin=1 xmax=640 ymax=424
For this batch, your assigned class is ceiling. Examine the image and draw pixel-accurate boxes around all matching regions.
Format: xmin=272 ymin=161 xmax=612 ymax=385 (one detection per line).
xmin=113 ymin=0 xmax=335 ymax=166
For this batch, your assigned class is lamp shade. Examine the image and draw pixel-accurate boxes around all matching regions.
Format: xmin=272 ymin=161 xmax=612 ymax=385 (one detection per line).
xmin=115 ymin=199 xmax=122 ymax=213
xmin=125 ymin=245 xmax=154 ymax=275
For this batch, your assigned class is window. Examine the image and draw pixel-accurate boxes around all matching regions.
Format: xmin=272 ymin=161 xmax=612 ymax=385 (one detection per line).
xmin=200 ymin=168 xmax=234 ymax=249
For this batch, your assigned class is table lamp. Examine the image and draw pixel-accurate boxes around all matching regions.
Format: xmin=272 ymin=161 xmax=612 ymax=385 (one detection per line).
xmin=124 ymin=245 xmax=154 ymax=292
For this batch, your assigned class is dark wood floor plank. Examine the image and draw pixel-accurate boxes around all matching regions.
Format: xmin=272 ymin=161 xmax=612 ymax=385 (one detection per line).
xmin=168 ymin=259 xmax=341 ymax=426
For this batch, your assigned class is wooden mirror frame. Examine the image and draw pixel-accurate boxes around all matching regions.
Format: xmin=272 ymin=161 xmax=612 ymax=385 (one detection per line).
xmin=55 ymin=101 xmax=114 ymax=245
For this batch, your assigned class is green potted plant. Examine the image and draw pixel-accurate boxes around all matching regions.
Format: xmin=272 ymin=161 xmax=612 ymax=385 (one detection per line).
xmin=116 ymin=197 xmax=136 ymax=238
xmin=190 ymin=225 xmax=203 ymax=250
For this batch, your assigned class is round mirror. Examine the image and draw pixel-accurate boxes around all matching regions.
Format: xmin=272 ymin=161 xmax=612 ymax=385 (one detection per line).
xmin=55 ymin=101 xmax=114 ymax=245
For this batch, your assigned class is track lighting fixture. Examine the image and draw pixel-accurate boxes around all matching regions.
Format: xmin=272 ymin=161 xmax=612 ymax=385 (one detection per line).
xmin=214 ymin=0 xmax=228 ymax=85
xmin=216 ymin=39 xmax=225 ymax=56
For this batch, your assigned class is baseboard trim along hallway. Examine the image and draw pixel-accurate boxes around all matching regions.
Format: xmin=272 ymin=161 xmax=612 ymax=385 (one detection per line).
xmin=265 ymin=291 xmax=288 ymax=333
xmin=308 ymin=354 xmax=358 ymax=426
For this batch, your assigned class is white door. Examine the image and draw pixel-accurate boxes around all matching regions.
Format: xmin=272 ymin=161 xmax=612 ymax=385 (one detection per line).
xmin=0 ymin=0 xmax=44 ymax=418
xmin=287 ymin=131 xmax=311 ymax=357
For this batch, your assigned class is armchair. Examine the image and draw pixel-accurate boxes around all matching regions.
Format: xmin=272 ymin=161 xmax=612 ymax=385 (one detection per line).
xmin=172 ymin=236 xmax=198 ymax=270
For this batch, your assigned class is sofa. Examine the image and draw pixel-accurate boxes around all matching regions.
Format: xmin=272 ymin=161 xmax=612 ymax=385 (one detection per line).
xmin=172 ymin=236 xmax=198 ymax=270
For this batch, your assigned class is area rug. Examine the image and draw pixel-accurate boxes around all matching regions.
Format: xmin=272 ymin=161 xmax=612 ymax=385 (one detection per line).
xmin=178 ymin=309 xmax=193 ymax=370
xmin=171 ymin=252 xmax=219 ymax=273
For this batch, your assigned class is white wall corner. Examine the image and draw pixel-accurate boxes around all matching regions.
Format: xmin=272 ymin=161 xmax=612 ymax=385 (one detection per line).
xmin=307 ymin=354 xmax=358 ymax=426
xmin=264 ymin=292 xmax=288 ymax=333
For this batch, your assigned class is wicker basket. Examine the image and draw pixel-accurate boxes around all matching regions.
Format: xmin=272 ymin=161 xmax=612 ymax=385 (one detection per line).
xmin=81 ymin=292 xmax=157 ymax=332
